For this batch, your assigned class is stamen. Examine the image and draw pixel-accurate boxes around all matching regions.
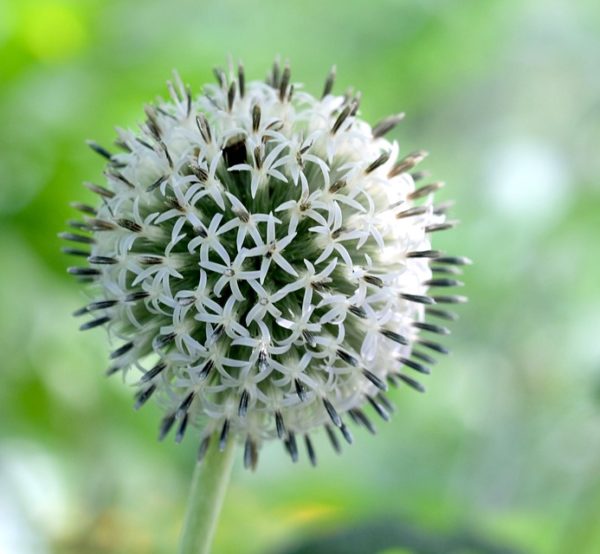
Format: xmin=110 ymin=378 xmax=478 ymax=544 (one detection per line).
xmin=325 ymin=424 xmax=341 ymax=453
xmin=197 ymin=436 xmax=211 ymax=461
xmin=363 ymin=369 xmax=388 ymax=391
xmin=158 ymin=413 xmax=176 ymax=441
xmin=397 ymin=373 xmax=425 ymax=393
xmin=423 ymin=278 xmax=464 ymax=288
xmin=86 ymin=140 xmax=113 ymax=160
xmin=238 ymin=389 xmax=250 ymax=418
xmin=323 ymin=398 xmax=342 ymax=427
xmin=134 ymin=385 xmax=156 ymax=409
xmin=372 ymin=113 xmax=405 ymax=138
xmin=304 ymin=435 xmax=317 ymax=467
xmin=322 ymin=65 xmax=336 ymax=98
xmin=398 ymin=357 xmax=431 ymax=375
xmin=238 ymin=62 xmax=245 ymax=98
xmin=219 ymin=419 xmax=230 ymax=451
xmin=365 ymin=151 xmax=391 ymax=174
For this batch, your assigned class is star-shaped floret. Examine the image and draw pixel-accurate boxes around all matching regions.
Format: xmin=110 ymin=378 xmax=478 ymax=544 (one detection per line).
xmin=187 ymin=213 xmax=231 ymax=264
xmin=217 ymin=192 xmax=275 ymax=250
xmin=275 ymin=190 xmax=328 ymax=235
xmin=244 ymin=214 xmax=298 ymax=282
xmin=244 ymin=281 xmax=286 ymax=325
xmin=200 ymin=250 xmax=261 ymax=301
xmin=228 ymin=142 xmax=289 ymax=198
xmin=195 ymin=296 xmax=249 ymax=341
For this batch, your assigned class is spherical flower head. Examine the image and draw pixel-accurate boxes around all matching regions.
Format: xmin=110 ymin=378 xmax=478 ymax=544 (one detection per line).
xmin=63 ymin=60 xmax=469 ymax=469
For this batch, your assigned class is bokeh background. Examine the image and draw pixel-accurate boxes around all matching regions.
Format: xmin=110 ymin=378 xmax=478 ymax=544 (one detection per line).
xmin=1 ymin=0 xmax=600 ymax=552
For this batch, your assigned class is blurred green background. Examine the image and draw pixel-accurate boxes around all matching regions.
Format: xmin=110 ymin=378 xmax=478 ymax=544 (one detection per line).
xmin=1 ymin=0 xmax=600 ymax=552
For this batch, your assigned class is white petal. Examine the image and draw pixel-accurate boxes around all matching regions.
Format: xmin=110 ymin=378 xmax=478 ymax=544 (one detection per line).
xmin=273 ymin=253 xmax=298 ymax=277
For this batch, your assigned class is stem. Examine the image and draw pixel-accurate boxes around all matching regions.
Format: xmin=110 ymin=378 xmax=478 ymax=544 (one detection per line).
xmin=178 ymin=439 xmax=236 ymax=554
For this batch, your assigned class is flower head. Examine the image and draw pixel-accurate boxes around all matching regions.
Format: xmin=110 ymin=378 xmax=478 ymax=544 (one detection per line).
xmin=63 ymin=60 xmax=469 ymax=469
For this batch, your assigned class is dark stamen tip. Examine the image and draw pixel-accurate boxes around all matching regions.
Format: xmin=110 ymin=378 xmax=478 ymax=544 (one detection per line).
xmin=434 ymin=255 xmax=473 ymax=266
xmin=197 ymin=436 xmax=211 ymax=462
xmin=325 ymin=424 xmax=341 ymax=454
xmin=294 ymin=379 xmax=306 ymax=402
xmin=304 ymin=434 xmax=317 ymax=467
xmin=177 ymin=391 xmax=195 ymax=417
xmin=219 ymin=419 xmax=230 ymax=451
xmin=124 ymin=291 xmax=149 ymax=302
xmin=397 ymin=373 xmax=426 ymax=393
xmin=372 ymin=113 xmax=405 ymax=139
xmin=363 ymin=369 xmax=388 ymax=392
xmin=413 ymin=321 xmax=451 ymax=335
xmin=61 ymin=247 xmax=90 ymax=257
xmin=105 ymin=365 xmax=121 ymax=377
xmin=350 ymin=409 xmax=376 ymax=435
xmin=110 ymin=342 xmax=133 ymax=359
xmin=411 ymin=350 xmax=437 ymax=365
xmin=426 ymin=307 xmax=459 ymax=321
xmin=408 ymin=181 xmax=445 ymax=200
xmin=244 ymin=437 xmax=258 ymax=470
xmin=59 ymin=232 xmax=95 ymax=245
xmin=141 ymin=361 xmax=167 ymax=383
xmin=86 ymin=140 xmax=113 ymax=160
xmin=432 ymin=295 xmax=468 ymax=304
xmin=340 ymin=423 xmax=353 ymax=444
xmin=79 ymin=316 xmax=110 ymax=331
xmin=321 ymin=65 xmax=336 ymax=99
xmin=238 ymin=389 xmax=250 ymax=418
xmin=88 ymin=256 xmax=117 ymax=265
xmin=284 ymin=431 xmax=298 ymax=462
xmin=407 ymin=250 xmax=442 ymax=259
xmin=365 ymin=151 xmax=391 ymax=174
xmin=417 ymin=339 xmax=450 ymax=355
xmin=380 ymin=329 xmax=409 ymax=346
xmin=425 ymin=222 xmax=459 ymax=233
xmin=423 ymin=278 xmax=464 ymax=288
xmin=175 ymin=413 xmax=189 ymax=444
xmin=337 ymin=349 xmax=358 ymax=367
xmin=158 ymin=413 xmax=176 ymax=441
xmin=400 ymin=293 xmax=435 ymax=305
xmin=396 ymin=206 xmax=428 ymax=219
xmin=275 ymin=411 xmax=286 ymax=439
xmin=323 ymin=398 xmax=342 ymax=427
xmin=134 ymin=385 xmax=156 ymax=409
xmin=367 ymin=396 xmax=390 ymax=421
xmin=398 ymin=357 xmax=431 ymax=375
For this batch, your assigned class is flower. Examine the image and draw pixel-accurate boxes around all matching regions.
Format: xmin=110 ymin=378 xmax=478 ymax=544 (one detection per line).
xmin=62 ymin=60 xmax=469 ymax=470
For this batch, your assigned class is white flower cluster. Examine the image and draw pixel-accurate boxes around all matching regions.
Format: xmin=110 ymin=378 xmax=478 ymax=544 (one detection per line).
xmin=63 ymin=61 xmax=468 ymax=469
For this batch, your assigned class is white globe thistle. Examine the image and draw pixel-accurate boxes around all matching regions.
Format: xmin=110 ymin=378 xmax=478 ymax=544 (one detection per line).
xmin=62 ymin=61 xmax=469 ymax=470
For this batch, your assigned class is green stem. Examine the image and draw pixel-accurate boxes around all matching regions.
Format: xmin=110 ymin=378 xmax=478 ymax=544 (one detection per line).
xmin=178 ymin=439 xmax=236 ymax=554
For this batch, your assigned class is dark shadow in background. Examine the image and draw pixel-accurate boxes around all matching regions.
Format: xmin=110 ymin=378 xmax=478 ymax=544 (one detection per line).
xmin=276 ymin=519 xmax=526 ymax=554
